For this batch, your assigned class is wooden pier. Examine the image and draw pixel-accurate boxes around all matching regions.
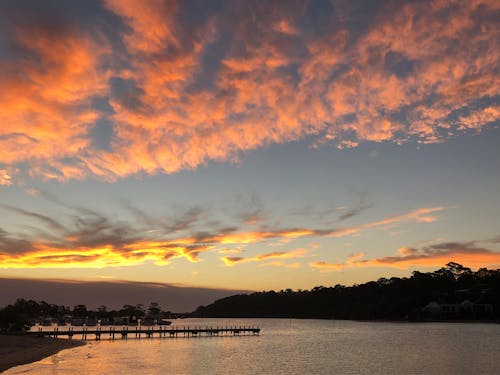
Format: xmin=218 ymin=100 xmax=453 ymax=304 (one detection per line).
xmin=26 ymin=325 xmax=261 ymax=341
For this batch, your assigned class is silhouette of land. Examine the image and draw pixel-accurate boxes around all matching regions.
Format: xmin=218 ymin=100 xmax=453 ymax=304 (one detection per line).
xmin=1 ymin=263 xmax=498 ymax=332
xmin=195 ymin=263 xmax=500 ymax=321
xmin=0 ymin=301 xmax=176 ymax=333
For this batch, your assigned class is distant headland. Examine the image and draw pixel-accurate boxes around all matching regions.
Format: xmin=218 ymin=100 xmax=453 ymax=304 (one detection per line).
xmin=1 ymin=263 xmax=499 ymax=334
xmin=194 ymin=263 xmax=500 ymax=321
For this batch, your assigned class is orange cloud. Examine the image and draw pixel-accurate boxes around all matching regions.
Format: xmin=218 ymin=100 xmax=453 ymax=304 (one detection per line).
xmin=5 ymin=240 xmax=300 ymax=269
xmin=310 ymin=252 xmax=366 ymax=271
xmin=310 ymin=261 xmax=344 ymax=271
xmin=103 ymin=0 xmax=179 ymax=53
xmin=221 ymin=248 xmax=308 ymax=266
xmin=0 ymin=204 xmax=444 ymax=269
xmin=0 ymin=0 xmax=208 ymax=182
xmin=241 ymin=213 xmax=265 ymax=226
xmin=259 ymin=261 xmax=302 ymax=269
xmin=0 ymin=169 xmax=13 ymax=186
xmin=0 ymin=1 xmax=497 ymax=182
xmin=332 ymin=0 xmax=500 ymax=145
xmin=324 ymin=207 xmax=444 ymax=239
xmin=97 ymin=0 xmax=498 ymax=181
xmin=0 ymin=21 xmax=110 ymax=181
xmin=362 ymin=207 xmax=443 ymax=228
xmin=311 ymin=241 xmax=500 ymax=271
xmin=0 ymin=242 xmax=211 ymax=269
xmin=458 ymin=106 xmax=500 ymax=130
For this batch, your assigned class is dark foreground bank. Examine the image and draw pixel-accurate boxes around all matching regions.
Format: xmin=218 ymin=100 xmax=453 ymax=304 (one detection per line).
xmin=0 ymin=335 xmax=84 ymax=373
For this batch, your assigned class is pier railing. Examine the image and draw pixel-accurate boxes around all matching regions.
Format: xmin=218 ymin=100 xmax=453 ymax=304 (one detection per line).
xmin=26 ymin=325 xmax=261 ymax=340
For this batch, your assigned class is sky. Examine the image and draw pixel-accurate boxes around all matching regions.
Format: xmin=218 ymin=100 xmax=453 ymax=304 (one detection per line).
xmin=0 ymin=0 xmax=499 ymax=302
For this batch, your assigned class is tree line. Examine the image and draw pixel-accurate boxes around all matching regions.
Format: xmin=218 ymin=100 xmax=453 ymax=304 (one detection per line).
xmin=194 ymin=263 xmax=500 ymax=321
xmin=0 ymin=301 xmax=172 ymax=332
xmin=2 ymin=263 xmax=499 ymax=332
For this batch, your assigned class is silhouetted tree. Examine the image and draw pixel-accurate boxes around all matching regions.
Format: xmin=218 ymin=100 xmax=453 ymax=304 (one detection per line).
xmin=148 ymin=302 xmax=161 ymax=318
xmin=73 ymin=304 xmax=87 ymax=317
xmin=195 ymin=263 xmax=500 ymax=321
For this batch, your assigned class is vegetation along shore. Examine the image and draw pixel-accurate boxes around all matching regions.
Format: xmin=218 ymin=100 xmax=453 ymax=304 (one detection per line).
xmin=195 ymin=263 xmax=500 ymax=321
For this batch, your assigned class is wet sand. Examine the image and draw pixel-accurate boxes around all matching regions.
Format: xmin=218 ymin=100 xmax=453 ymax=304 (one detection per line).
xmin=0 ymin=335 xmax=84 ymax=373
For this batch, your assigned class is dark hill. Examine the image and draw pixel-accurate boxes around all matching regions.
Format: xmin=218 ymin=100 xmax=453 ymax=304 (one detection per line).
xmin=194 ymin=263 xmax=500 ymax=321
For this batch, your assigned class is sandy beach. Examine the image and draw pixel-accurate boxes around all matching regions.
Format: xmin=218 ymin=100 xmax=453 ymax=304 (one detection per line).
xmin=0 ymin=335 xmax=84 ymax=373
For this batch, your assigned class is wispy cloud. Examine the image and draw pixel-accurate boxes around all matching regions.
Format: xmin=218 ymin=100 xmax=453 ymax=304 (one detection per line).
xmin=259 ymin=261 xmax=302 ymax=269
xmin=0 ymin=170 xmax=13 ymax=186
xmin=1 ymin=205 xmax=67 ymax=234
xmin=0 ymin=0 xmax=497 ymax=183
xmin=221 ymin=249 xmax=308 ymax=266
xmin=311 ymin=252 xmax=366 ymax=271
xmin=311 ymin=240 xmax=500 ymax=271
xmin=338 ymin=202 xmax=374 ymax=222
xmin=0 ymin=201 xmax=443 ymax=268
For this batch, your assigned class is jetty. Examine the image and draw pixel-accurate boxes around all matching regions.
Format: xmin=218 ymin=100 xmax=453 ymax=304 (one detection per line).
xmin=26 ymin=325 xmax=261 ymax=340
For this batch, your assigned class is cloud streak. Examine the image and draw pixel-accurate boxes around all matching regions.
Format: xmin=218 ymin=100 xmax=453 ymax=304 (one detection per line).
xmin=0 ymin=0 xmax=497 ymax=182
xmin=221 ymin=248 xmax=308 ymax=266
xmin=311 ymin=240 xmax=500 ymax=271
xmin=0 ymin=203 xmax=442 ymax=269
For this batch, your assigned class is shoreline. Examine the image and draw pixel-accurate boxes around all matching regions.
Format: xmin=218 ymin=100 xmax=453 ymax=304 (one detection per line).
xmin=197 ymin=316 xmax=500 ymax=323
xmin=0 ymin=335 xmax=85 ymax=373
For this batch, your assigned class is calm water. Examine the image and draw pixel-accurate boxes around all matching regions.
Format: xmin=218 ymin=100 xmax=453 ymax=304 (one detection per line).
xmin=6 ymin=319 xmax=500 ymax=374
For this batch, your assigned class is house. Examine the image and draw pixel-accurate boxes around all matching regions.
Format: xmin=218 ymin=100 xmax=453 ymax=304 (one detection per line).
xmin=422 ymin=300 xmax=493 ymax=319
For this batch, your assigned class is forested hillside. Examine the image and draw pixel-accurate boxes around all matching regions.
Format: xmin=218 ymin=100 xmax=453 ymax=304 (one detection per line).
xmin=195 ymin=263 xmax=500 ymax=320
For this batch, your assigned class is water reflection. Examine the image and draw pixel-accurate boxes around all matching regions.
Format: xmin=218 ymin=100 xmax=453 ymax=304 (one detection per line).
xmin=7 ymin=319 xmax=500 ymax=374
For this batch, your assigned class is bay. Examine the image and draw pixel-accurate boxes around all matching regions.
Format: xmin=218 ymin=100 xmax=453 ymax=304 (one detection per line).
xmin=6 ymin=319 xmax=500 ymax=374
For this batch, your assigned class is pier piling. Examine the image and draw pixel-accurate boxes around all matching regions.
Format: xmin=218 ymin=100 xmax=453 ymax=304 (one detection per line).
xmin=28 ymin=325 xmax=261 ymax=341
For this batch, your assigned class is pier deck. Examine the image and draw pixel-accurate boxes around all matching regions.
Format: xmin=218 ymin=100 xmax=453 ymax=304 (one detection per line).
xmin=26 ymin=325 xmax=261 ymax=340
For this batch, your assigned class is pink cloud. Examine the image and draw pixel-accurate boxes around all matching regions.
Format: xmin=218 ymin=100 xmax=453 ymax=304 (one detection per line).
xmin=0 ymin=0 xmax=498 ymax=182
xmin=0 ymin=21 xmax=110 ymax=180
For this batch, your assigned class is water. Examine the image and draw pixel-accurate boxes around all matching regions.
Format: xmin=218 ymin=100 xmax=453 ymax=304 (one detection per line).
xmin=6 ymin=319 xmax=500 ymax=374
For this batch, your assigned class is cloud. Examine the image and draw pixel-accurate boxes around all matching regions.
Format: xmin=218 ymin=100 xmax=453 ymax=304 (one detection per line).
xmin=1 ymin=205 xmax=67 ymax=234
xmin=338 ymin=202 xmax=373 ymax=221
xmin=0 ymin=203 xmax=443 ymax=269
xmin=311 ymin=240 xmax=500 ymax=271
xmin=0 ymin=0 xmax=497 ymax=183
xmin=259 ymin=261 xmax=302 ymax=269
xmin=221 ymin=248 xmax=308 ymax=266
xmin=310 ymin=252 xmax=366 ymax=271
xmin=361 ymin=207 xmax=443 ymax=227
xmin=0 ymin=228 xmax=34 ymax=255
xmin=458 ymin=105 xmax=500 ymax=130
xmin=103 ymin=0 xmax=180 ymax=54
xmin=0 ymin=12 xmax=110 ymax=181
xmin=0 ymin=170 xmax=13 ymax=186
xmin=325 ymin=0 xmax=500 ymax=145
xmin=318 ymin=207 xmax=444 ymax=239
xmin=240 ymin=212 xmax=266 ymax=225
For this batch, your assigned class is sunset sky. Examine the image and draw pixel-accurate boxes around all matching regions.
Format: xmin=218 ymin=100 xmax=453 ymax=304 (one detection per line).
xmin=0 ymin=0 xmax=499 ymax=295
